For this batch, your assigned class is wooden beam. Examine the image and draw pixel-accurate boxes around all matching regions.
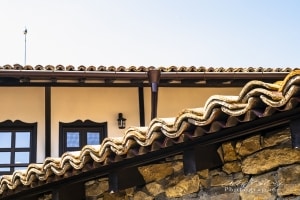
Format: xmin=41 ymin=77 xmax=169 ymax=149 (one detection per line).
xmin=138 ymin=86 xmax=145 ymax=126
xmin=183 ymin=144 xmax=223 ymax=175
xmin=45 ymin=87 xmax=51 ymax=157
xmin=52 ymin=182 xmax=85 ymax=200
xmin=290 ymin=118 xmax=300 ymax=149
xmin=109 ymin=166 xmax=145 ymax=192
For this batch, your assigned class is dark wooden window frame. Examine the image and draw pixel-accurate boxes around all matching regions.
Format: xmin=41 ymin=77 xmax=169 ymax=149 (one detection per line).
xmin=59 ymin=120 xmax=107 ymax=156
xmin=0 ymin=120 xmax=37 ymax=175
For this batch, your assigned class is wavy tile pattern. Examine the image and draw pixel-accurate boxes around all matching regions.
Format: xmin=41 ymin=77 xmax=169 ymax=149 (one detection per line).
xmin=1 ymin=70 xmax=300 ymax=196
xmin=0 ymin=64 xmax=296 ymax=72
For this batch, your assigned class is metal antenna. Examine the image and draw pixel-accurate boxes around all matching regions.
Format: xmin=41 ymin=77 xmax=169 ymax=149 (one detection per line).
xmin=24 ymin=27 xmax=27 ymax=66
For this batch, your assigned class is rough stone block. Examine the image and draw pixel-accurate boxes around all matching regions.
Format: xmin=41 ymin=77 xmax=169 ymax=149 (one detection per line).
xmin=236 ymin=134 xmax=262 ymax=157
xmin=145 ymin=182 xmax=164 ymax=196
xmin=210 ymin=171 xmax=233 ymax=187
xmin=165 ymin=174 xmax=200 ymax=198
xmin=85 ymin=179 xmax=109 ymax=197
xmin=242 ymin=148 xmax=300 ymax=174
xmin=277 ymin=164 xmax=300 ymax=196
xmin=239 ymin=172 xmax=277 ymax=200
xmin=222 ymin=141 xmax=238 ymax=162
xmin=138 ymin=163 xmax=174 ymax=183
xmin=133 ymin=191 xmax=153 ymax=200
xmin=222 ymin=161 xmax=241 ymax=174
xmin=263 ymin=128 xmax=291 ymax=148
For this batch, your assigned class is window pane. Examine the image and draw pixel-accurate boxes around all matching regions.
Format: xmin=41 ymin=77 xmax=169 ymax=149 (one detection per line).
xmin=15 ymin=152 xmax=30 ymax=163
xmin=0 ymin=167 xmax=10 ymax=172
xmin=14 ymin=167 xmax=27 ymax=171
xmin=87 ymin=132 xmax=100 ymax=145
xmin=0 ymin=132 xmax=12 ymax=148
xmin=16 ymin=132 xmax=30 ymax=148
xmin=66 ymin=132 xmax=80 ymax=147
xmin=0 ymin=152 xmax=11 ymax=164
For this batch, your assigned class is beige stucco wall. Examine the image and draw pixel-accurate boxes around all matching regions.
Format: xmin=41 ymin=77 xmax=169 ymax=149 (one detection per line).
xmin=0 ymin=87 xmax=45 ymax=162
xmin=0 ymin=86 xmax=241 ymax=160
xmin=51 ymin=87 xmax=140 ymax=157
xmin=144 ymin=87 xmax=241 ymax=124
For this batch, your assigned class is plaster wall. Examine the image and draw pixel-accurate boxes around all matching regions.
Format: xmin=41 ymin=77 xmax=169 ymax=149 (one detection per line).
xmin=0 ymin=86 xmax=241 ymax=160
xmin=0 ymin=87 xmax=45 ymax=162
xmin=51 ymin=87 xmax=140 ymax=157
xmin=144 ymin=87 xmax=241 ymax=124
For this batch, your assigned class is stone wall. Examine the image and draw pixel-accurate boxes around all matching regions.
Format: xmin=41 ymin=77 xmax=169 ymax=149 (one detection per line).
xmin=85 ymin=127 xmax=300 ymax=200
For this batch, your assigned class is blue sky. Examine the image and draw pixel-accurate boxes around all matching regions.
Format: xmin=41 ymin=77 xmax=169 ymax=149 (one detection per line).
xmin=0 ymin=0 xmax=299 ymax=68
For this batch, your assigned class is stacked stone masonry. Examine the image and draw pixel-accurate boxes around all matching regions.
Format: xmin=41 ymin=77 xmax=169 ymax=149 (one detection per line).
xmin=82 ymin=127 xmax=300 ymax=200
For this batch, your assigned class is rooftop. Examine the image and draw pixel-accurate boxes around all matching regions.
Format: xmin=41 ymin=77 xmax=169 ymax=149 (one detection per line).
xmin=0 ymin=65 xmax=295 ymax=87
xmin=1 ymin=69 xmax=300 ymax=199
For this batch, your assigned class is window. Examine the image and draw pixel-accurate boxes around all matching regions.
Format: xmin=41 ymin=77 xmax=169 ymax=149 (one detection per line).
xmin=0 ymin=120 xmax=37 ymax=175
xmin=59 ymin=120 xmax=107 ymax=155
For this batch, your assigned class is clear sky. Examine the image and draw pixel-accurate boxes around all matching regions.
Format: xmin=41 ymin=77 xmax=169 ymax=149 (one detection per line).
xmin=0 ymin=0 xmax=299 ymax=68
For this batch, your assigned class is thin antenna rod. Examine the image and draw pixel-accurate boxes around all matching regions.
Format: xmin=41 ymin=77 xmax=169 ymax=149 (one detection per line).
xmin=24 ymin=27 xmax=27 ymax=66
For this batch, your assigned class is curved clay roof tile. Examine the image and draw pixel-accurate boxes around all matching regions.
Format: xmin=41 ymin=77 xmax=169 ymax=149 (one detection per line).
xmin=0 ymin=65 xmax=297 ymax=73
xmin=281 ymin=67 xmax=294 ymax=72
xmin=24 ymin=65 xmax=34 ymax=70
xmin=263 ymin=67 xmax=273 ymax=72
xmin=34 ymin=65 xmax=44 ymax=70
xmin=216 ymin=67 xmax=227 ymax=72
xmin=233 ymin=67 xmax=244 ymax=72
xmin=56 ymin=65 xmax=65 ymax=71
xmin=45 ymin=65 xmax=55 ymax=71
xmin=207 ymin=67 xmax=215 ymax=72
xmin=3 ymin=65 xmax=13 ymax=70
xmin=186 ymin=66 xmax=197 ymax=72
xmin=108 ymin=66 xmax=116 ymax=71
xmin=198 ymin=66 xmax=206 ymax=72
xmin=97 ymin=65 xmax=107 ymax=71
xmin=148 ymin=66 xmax=156 ymax=71
xmin=246 ymin=67 xmax=256 ymax=72
xmin=225 ymin=67 xmax=235 ymax=72
xmin=127 ymin=66 xmax=138 ymax=72
xmin=13 ymin=64 xmax=23 ymax=70
xmin=66 ymin=65 xmax=75 ymax=71
xmin=157 ymin=66 xmax=168 ymax=72
xmin=256 ymin=67 xmax=264 ymax=72
xmin=77 ymin=65 xmax=86 ymax=71
xmin=136 ymin=66 xmax=147 ymax=72
xmin=117 ymin=66 xmax=126 ymax=72
xmin=87 ymin=66 xmax=96 ymax=71
xmin=168 ymin=66 xmax=178 ymax=72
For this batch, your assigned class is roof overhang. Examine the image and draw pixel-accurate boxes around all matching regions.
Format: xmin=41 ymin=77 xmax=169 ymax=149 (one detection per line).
xmin=1 ymin=67 xmax=300 ymax=199
xmin=1 ymin=105 xmax=300 ymax=199
xmin=0 ymin=71 xmax=289 ymax=87
xmin=0 ymin=65 xmax=292 ymax=87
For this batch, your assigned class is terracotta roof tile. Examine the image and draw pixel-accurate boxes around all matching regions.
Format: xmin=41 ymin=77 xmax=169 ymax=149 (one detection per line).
xmin=0 ymin=65 xmax=295 ymax=87
xmin=45 ymin=65 xmax=55 ymax=71
xmin=0 ymin=64 xmax=297 ymax=72
xmin=56 ymin=65 xmax=65 ymax=71
xmin=66 ymin=65 xmax=75 ymax=71
xmin=34 ymin=65 xmax=44 ymax=70
xmin=1 ymin=69 xmax=300 ymax=197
